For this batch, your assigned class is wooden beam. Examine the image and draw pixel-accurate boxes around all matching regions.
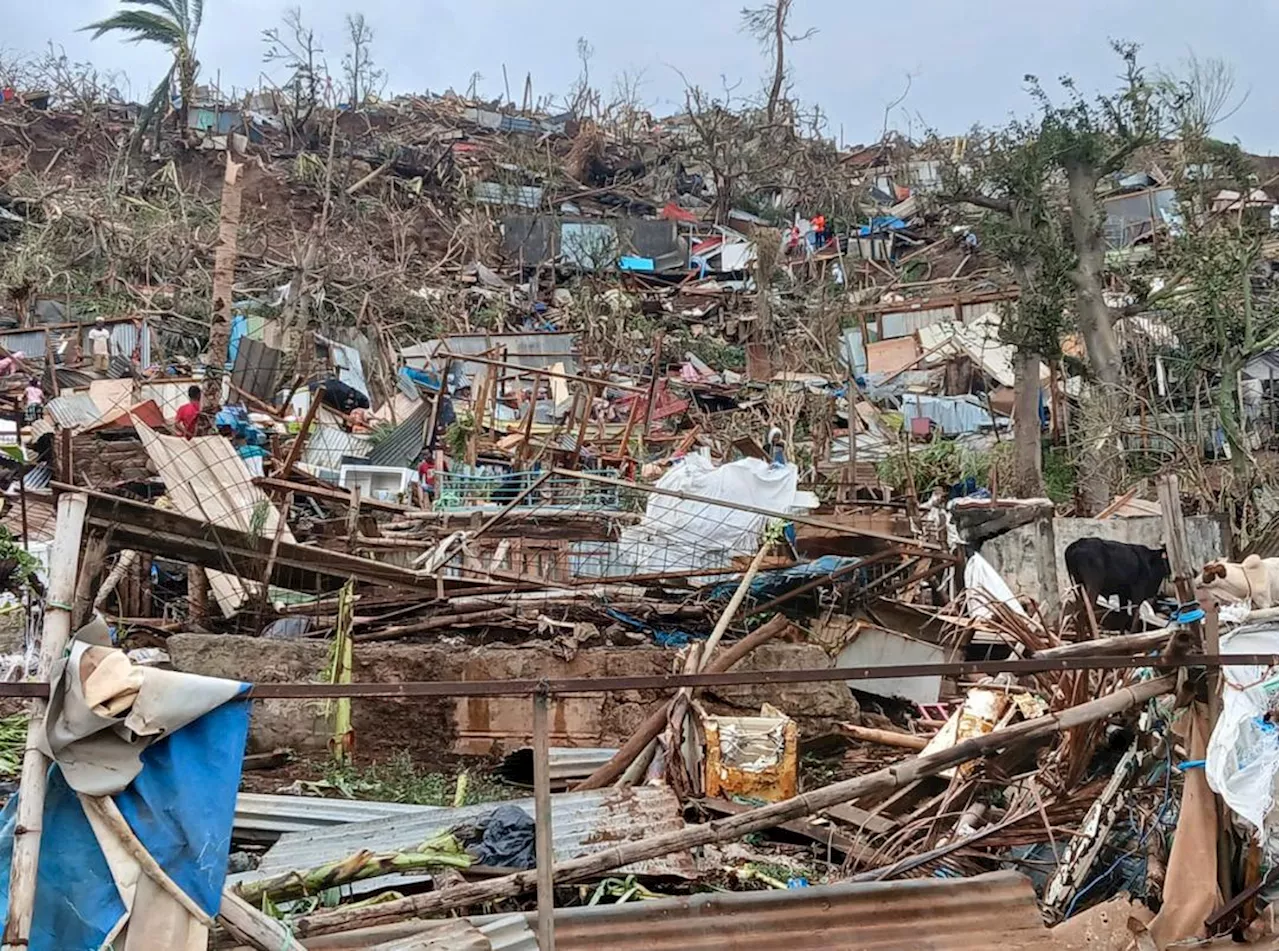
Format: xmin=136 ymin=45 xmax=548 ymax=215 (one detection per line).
xmin=280 ymin=383 xmax=325 ymax=478
xmin=58 ymin=483 xmax=478 ymax=597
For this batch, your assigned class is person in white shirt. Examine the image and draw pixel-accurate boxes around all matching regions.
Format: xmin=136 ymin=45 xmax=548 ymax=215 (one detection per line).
xmin=87 ymin=317 xmax=112 ymax=372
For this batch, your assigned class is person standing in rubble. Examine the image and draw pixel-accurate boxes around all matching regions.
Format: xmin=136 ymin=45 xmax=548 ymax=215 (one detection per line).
xmin=175 ymin=385 xmax=202 ymax=439
xmin=23 ymin=378 xmax=42 ymax=424
xmin=87 ymin=317 xmax=112 ymax=373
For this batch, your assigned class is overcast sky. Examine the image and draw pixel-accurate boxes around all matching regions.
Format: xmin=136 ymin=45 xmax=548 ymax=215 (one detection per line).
xmin=6 ymin=0 xmax=1278 ymax=153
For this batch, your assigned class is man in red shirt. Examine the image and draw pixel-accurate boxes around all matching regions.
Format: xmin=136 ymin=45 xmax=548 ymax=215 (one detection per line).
xmin=175 ymin=385 xmax=202 ymax=439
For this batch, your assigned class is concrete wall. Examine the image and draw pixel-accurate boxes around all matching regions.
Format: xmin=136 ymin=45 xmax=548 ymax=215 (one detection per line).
xmin=167 ymin=636 xmax=858 ymax=758
xmin=979 ymin=514 xmax=1230 ymax=603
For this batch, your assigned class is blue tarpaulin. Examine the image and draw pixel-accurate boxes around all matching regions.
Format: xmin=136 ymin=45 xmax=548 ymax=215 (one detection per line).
xmin=0 ymin=691 xmax=250 ymax=951
xmin=707 ymin=555 xmax=863 ymax=602
xmin=857 ymin=216 xmax=908 ymax=236
xmin=604 ymin=608 xmax=706 ymax=647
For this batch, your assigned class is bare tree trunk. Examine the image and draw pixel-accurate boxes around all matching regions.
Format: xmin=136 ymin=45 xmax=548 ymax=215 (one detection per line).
xmin=766 ymin=0 xmax=787 ymax=122
xmin=205 ymin=153 xmax=243 ymax=411
xmin=1065 ymin=160 xmax=1123 ymax=513
xmin=1011 ymin=348 xmax=1044 ymax=497
xmin=1215 ymin=356 xmax=1251 ymax=479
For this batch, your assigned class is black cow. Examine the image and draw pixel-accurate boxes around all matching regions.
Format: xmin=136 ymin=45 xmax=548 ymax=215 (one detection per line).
xmin=1064 ymin=538 xmax=1170 ymax=633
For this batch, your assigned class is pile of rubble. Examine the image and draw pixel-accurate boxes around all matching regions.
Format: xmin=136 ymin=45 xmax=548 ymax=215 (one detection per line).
xmin=0 ymin=56 xmax=1275 ymax=951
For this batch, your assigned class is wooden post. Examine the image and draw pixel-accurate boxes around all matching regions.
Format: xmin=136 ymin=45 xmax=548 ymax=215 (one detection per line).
xmin=515 ymin=371 xmax=543 ymax=469
xmin=569 ymin=383 xmax=597 ymax=470
xmin=1156 ymin=474 xmax=1195 ymax=604
xmin=205 ymin=153 xmax=243 ymax=413
xmin=643 ymin=332 xmax=663 ymax=447
xmin=280 ymin=384 xmax=325 ymax=478
xmin=425 ymin=360 xmax=451 ymax=457
xmin=346 ymin=485 xmax=362 ymax=552
xmin=843 ymin=368 xmax=858 ymax=503
xmin=1036 ymin=511 xmax=1060 ymax=628
xmin=3 ymin=491 xmax=88 ymax=948
xmin=532 ymin=689 xmax=556 ymax=951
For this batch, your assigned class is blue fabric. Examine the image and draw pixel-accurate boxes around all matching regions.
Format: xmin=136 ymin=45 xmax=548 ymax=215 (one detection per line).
xmin=401 ymin=366 xmax=441 ymax=391
xmin=227 ymin=313 xmax=249 ymax=368
xmin=604 ymin=608 xmax=705 ymax=647
xmin=707 ymin=555 xmax=860 ymax=601
xmin=0 ymin=692 xmax=251 ymax=951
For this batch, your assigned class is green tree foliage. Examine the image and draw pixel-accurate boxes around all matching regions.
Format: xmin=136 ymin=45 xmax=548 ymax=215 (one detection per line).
xmin=81 ymin=0 xmax=204 ymax=139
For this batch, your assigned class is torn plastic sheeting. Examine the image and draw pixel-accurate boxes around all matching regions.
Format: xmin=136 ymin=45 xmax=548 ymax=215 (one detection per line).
xmin=963 ymin=553 xmax=1028 ymax=620
xmin=0 ymin=692 xmax=250 ymax=951
xmin=1206 ymin=622 xmax=1279 ymax=863
xmin=603 ymin=607 xmax=705 ymax=647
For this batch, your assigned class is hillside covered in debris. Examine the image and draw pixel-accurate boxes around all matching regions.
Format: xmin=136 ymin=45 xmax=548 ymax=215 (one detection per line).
xmin=0 ymin=11 xmax=1276 ymax=951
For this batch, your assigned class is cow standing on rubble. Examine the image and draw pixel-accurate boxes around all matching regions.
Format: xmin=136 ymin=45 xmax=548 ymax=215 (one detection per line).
xmin=1064 ymin=538 xmax=1170 ymax=634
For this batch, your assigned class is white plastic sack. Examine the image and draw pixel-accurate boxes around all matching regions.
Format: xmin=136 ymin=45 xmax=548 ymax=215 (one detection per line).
xmin=1205 ymin=623 xmax=1279 ymax=862
xmin=616 ymin=454 xmax=799 ymax=579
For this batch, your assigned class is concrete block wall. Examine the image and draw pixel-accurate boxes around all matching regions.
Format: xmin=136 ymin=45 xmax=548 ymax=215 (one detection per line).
xmin=979 ymin=514 xmax=1230 ymax=604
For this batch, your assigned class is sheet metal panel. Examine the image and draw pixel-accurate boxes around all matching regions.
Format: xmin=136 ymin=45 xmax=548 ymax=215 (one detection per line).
xmin=240 ymin=786 xmax=694 ymax=882
xmin=402 ymin=332 xmax=579 ymax=379
xmin=234 ymin=792 xmax=445 ymax=836
xmin=44 ymin=394 xmax=103 ymax=430
xmin=541 ymin=870 xmax=1046 ymax=950
xmin=0 ymin=331 xmax=47 ymax=358
xmin=366 ymin=399 xmax=430 ymax=469
xmin=301 ymin=425 xmax=373 ymax=472
xmin=231 ymin=336 xmax=283 ymax=401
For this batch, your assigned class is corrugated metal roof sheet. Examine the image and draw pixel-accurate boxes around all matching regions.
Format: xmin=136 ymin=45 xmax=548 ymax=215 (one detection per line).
xmin=237 ymin=786 xmax=694 ymax=885
xmin=301 ymin=425 xmax=373 ymax=471
xmin=0 ymin=489 xmax=56 ymax=543
xmin=537 ymin=870 xmax=1045 ymax=950
xmin=366 ymin=399 xmax=430 ymax=469
xmin=302 ymin=871 xmax=1049 ymax=951
xmin=401 ymin=332 xmax=579 ymax=377
xmin=0 ymin=330 xmax=48 ymax=359
xmin=234 ymin=793 xmax=436 ymax=837
xmin=22 ymin=463 xmax=52 ymax=491
xmin=44 ymin=393 xmax=103 ymax=430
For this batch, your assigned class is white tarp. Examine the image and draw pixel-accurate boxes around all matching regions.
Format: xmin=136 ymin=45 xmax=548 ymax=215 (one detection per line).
xmin=615 ymin=454 xmax=799 ymax=579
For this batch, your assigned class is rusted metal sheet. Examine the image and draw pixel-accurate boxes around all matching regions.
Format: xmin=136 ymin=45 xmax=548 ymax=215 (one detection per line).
xmin=544 ymin=870 xmax=1046 ymax=950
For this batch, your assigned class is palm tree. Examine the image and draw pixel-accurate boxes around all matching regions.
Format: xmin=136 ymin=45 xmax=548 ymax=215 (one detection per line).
xmin=82 ymin=0 xmax=204 ymax=134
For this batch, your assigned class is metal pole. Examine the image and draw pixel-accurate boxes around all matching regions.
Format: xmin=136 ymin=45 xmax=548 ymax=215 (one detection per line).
xmin=532 ymin=688 xmax=556 ymax=951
